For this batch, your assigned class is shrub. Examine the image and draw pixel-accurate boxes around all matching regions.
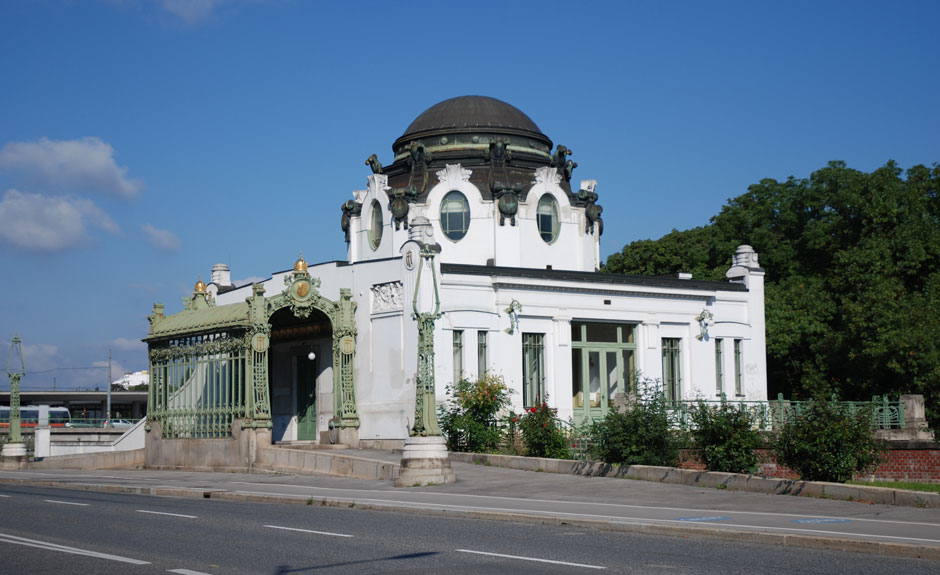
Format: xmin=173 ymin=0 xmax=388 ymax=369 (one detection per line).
xmin=688 ymin=402 xmax=762 ymax=473
xmin=774 ymin=396 xmax=885 ymax=483
xmin=588 ymin=379 xmax=683 ymax=467
xmin=518 ymin=401 xmax=570 ymax=459
xmin=439 ymin=373 xmax=511 ymax=453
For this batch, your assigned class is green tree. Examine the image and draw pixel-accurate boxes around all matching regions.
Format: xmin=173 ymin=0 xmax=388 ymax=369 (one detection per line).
xmin=605 ymin=161 xmax=940 ymax=427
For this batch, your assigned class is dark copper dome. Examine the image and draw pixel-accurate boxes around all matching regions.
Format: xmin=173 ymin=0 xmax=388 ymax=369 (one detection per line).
xmin=393 ymin=96 xmax=552 ymax=153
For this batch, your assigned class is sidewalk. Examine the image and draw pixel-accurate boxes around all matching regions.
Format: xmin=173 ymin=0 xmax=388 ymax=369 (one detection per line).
xmin=3 ymin=447 xmax=940 ymax=561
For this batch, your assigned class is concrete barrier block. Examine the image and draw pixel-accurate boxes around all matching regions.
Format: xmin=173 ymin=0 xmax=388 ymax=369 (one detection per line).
xmin=331 ymin=457 xmax=351 ymax=476
xmin=819 ymin=483 xmax=863 ymax=502
xmin=351 ymin=458 xmax=377 ymax=479
xmin=893 ymin=489 xmax=940 ymax=508
xmin=287 ymin=450 xmax=304 ymax=469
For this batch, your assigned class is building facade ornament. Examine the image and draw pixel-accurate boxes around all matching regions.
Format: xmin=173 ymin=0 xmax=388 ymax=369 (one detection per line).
xmin=435 ymin=163 xmax=472 ymax=188
xmin=371 ymin=281 xmax=404 ymax=313
xmin=533 ymin=165 xmax=562 ymax=187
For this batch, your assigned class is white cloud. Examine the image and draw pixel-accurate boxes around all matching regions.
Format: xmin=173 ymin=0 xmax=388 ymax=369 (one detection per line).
xmin=93 ymin=359 xmax=128 ymax=379
xmin=162 ymin=0 xmax=225 ymax=25
xmin=0 ymin=137 xmax=143 ymax=199
xmin=112 ymin=337 xmax=146 ymax=351
xmin=141 ymin=223 xmax=182 ymax=252
xmin=0 ymin=189 xmax=121 ymax=252
xmin=19 ymin=343 xmax=61 ymax=374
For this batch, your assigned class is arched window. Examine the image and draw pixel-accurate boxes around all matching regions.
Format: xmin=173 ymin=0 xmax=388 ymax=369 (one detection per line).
xmin=369 ymin=200 xmax=383 ymax=250
xmin=440 ymin=191 xmax=470 ymax=241
xmin=537 ymin=194 xmax=559 ymax=243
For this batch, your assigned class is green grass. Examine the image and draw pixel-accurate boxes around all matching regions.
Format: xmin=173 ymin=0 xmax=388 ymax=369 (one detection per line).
xmin=848 ymin=480 xmax=940 ymax=493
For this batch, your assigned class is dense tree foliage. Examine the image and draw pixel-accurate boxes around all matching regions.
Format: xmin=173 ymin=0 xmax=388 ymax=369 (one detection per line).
xmin=605 ymin=161 xmax=940 ymax=427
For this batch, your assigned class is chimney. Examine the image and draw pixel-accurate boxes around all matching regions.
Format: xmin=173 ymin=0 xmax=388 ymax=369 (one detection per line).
xmin=211 ymin=263 xmax=232 ymax=286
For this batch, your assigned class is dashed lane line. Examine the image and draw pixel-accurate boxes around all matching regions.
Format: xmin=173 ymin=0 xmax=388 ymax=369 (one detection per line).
xmin=137 ymin=510 xmax=198 ymax=519
xmin=168 ymin=569 xmax=214 ymax=575
xmin=44 ymin=499 xmax=89 ymax=506
xmin=225 ymin=482 xmax=940 ymax=527
xmin=0 ymin=532 xmax=150 ymax=565
xmin=456 ymin=549 xmax=606 ymax=569
xmin=264 ymin=525 xmax=353 ymax=538
xmin=230 ymin=490 xmax=940 ymax=546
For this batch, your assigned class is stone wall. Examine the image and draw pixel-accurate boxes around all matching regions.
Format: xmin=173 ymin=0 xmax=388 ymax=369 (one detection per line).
xmin=144 ymin=419 xmax=271 ymax=472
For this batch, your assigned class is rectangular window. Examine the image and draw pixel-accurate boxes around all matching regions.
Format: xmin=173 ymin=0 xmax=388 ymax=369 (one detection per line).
xmin=477 ymin=331 xmax=488 ymax=376
xmin=715 ymin=338 xmax=724 ymax=396
xmin=453 ymin=330 xmax=463 ymax=382
xmin=522 ymin=333 xmax=545 ymax=408
xmin=734 ymin=339 xmax=743 ymax=396
xmin=662 ymin=338 xmax=681 ymax=403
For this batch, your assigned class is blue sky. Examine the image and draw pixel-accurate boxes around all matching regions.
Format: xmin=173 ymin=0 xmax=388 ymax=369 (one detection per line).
xmin=1 ymin=0 xmax=938 ymax=390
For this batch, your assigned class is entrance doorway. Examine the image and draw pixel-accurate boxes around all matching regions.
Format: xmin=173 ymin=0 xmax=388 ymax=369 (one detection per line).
xmin=295 ymin=351 xmax=317 ymax=440
xmin=571 ymin=322 xmax=636 ymax=427
xmin=268 ymin=307 xmax=332 ymax=442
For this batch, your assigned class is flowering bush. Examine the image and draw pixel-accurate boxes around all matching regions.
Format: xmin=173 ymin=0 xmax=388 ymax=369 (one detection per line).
xmin=439 ymin=373 xmax=511 ymax=453
xmin=518 ymin=401 xmax=570 ymax=459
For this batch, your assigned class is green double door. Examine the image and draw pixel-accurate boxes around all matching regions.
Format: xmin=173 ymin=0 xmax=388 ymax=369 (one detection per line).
xmin=572 ymin=348 xmax=626 ymax=427
xmin=295 ymin=353 xmax=317 ymax=440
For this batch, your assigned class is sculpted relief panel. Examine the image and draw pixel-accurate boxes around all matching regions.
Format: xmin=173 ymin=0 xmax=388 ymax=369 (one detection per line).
xmin=371 ymin=281 xmax=403 ymax=314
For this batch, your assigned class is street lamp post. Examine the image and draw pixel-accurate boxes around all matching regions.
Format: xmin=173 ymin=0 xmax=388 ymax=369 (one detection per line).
xmin=3 ymin=335 xmax=28 ymax=463
xmin=395 ymin=242 xmax=456 ymax=487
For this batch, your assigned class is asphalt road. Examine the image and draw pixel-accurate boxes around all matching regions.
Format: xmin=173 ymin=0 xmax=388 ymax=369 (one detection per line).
xmin=3 ymin=465 xmax=940 ymax=551
xmin=1 ymin=484 xmax=939 ymax=574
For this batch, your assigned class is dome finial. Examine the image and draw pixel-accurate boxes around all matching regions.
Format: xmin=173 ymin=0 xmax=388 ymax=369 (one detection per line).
xmin=293 ymin=252 xmax=308 ymax=272
xmin=194 ymin=276 xmax=206 ymax=294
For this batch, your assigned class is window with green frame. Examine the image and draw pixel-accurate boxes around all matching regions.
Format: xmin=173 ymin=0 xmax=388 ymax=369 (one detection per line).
xmin=452 ymin=330 xmax=463 ymax=382
xmin=734 ymin=339 xmax=743 ymax=396
xmin=477 ymin=331 xmax=487 ymax=375
xmin=662 ymin=338 xmax=681 ymax=402
xmin=522 ymin=333 xmax=544 ymax=407
xmin=715 ymin=338 xmax=724 ymax=396
xmin=536 ymin=194 xmax=559 ymax=243
xmin=440 ymin=191 xmax=470 ymax=241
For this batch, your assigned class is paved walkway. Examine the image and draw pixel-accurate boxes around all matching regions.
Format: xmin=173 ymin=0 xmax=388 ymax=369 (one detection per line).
xmin=2 ymin=448 xmax=939 ymax=560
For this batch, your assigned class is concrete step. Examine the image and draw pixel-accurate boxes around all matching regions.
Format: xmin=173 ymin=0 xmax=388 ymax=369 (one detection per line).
xmin=274 ymin=441 xmax=352 ymax=450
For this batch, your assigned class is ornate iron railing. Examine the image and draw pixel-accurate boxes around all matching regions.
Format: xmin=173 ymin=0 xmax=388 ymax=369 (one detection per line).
xmin=666 ymin=394 xmax=905 ymax=430
xmin=148 ymin=331 xmax=248 ymax=439
xmin=553 ymin=417 xmax=592 ymax=460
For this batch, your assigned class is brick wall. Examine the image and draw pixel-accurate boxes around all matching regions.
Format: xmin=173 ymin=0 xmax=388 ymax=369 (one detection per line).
xmin=680 ymin=442 xmax=940 ymax=483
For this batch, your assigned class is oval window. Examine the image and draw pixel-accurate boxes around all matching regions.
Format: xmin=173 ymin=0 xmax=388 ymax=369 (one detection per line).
xmin=537 ymin=194 xmax=559 ymax=243
xmin=440 ymin=191 xmax=470 ymax=241
xmin=369 ymin=200 xmax=383 ymax=250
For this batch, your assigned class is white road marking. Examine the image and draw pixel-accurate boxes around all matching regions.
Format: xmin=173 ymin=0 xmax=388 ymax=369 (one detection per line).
xmin=0 ymin=532 xmax=150 ymax=565
xmin=456 ymin=549 xmax=606 ymax=569
xmin=168 ymin=569 xmax=215 ymax=575
xmin=0 ymin=494 xmax=10 ymax=497
xmin=232 ymin=491 xmax=940 ymax=546
xmin=632 ymin=519 xmax=940 ymax=544
xmin=44 ymin=499 xmax=89 ymax=506
xmin=137 ymin=510 xmax=198 ymax=519
xmin=264 ymin=525 xmax=353 ymax=538
xmin=227 ymin=482 xmax=940 ymax=527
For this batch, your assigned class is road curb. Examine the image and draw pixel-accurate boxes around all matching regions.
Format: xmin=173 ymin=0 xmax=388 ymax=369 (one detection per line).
xmin=447 ymin=452 xmax=940 ymax=509
xmin=2 ymin=477 xmax=937 ymax=561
